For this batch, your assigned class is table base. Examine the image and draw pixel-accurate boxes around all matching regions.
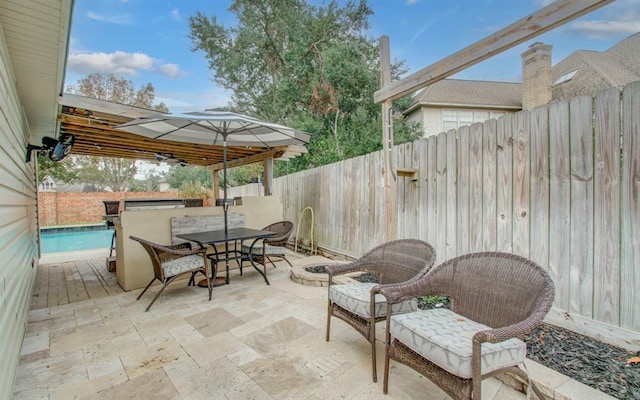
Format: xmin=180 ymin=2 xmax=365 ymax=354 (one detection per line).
xmin=197 ymin=277 xmax=226 ymax=288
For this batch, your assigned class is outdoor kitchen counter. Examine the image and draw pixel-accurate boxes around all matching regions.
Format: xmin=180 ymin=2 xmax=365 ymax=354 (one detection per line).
xmin=114 ymin=196 xmax=284 ymax=291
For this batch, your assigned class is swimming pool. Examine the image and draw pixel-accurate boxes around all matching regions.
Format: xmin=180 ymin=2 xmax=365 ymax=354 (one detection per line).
xmin=40 ymin=227 xmax=114 ymax=253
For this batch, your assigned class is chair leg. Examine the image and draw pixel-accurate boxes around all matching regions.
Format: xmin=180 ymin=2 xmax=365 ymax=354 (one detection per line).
xmin=137 ymin=277 xmax=157 ymax=300
xmin=144 ymin=275 xmax=180 ymax=312
xmin=383 ymin=348 xmax=390 ymax=394
xmin=370 ymin=321 xmax=377 ymax=382
xmin=326 ymin=303 xmax=332 ymax=342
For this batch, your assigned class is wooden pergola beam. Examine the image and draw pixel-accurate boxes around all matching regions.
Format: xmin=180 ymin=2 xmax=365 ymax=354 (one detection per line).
xmin=374 ymin=0 xmax=615 ymax=103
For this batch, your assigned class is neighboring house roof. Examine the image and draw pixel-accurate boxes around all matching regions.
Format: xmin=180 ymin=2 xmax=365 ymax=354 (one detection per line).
xmin=406 ymin=32 xmax=640 ymax=113
xmin=405 ymin=79 xmax=522 ymax=113
xmin=552 ymin=32 xmax=640 ymax=101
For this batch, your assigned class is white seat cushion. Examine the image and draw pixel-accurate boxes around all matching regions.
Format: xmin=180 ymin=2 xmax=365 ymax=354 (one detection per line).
xmin=161 ymin=254 xmax=204 ymax=277
xmin=242 ymin=243 xmax=285 ymax=256
xmin=330 ymin=282 xmax=417 ymax=318
xmin=389 ymin=308 xmax=526 ymax=379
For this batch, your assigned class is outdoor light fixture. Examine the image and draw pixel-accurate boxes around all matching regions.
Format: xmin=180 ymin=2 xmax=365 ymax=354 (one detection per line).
xmin=390 ymin=108 xmax=404 ymax=121
xmin=154 ymin=152 xmax=188 ymax=166
xmin=154 ymin=153 xmax=174 ymax=162
xmin=25 ymin=134 xmax=75 ymax=163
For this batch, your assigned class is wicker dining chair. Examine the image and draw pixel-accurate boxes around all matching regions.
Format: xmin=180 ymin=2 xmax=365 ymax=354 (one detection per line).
xmin=240 ymin=221 xmax=294 ymax=274
xmin=130 ymin=236 xmax=212 ymax=312
xmin=380 ymin=252 xmax=555 ymax=400
xmin=325 ymin=239 xmax=436 ymax=382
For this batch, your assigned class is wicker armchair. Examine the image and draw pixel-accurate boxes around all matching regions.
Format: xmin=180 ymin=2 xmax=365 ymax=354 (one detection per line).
xmin=130 ymin=236 xmax=212 ymax=312
xmin=325 ymin=239 xmax=436 ymax=382
xmin=380 ymin=252 xmax=555 ymax=400
xmin=240 ymin=221 xmax=294 ymax=274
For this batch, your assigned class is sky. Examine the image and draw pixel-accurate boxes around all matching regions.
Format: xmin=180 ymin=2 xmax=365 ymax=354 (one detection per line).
xmin=65 ymin=0 xmax=640 ymax=115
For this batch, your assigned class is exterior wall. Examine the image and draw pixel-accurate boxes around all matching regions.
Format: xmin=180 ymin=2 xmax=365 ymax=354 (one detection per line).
xmin=408 ymin=105 xmax=514 ymax=138
xmin=0 ymin=25 xmax=40 ymax=399
xmin=38 ymin=191 xmax=181 ymax=227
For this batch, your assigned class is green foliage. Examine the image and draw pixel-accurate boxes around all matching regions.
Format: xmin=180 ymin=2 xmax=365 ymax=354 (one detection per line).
xmin=72 ymin=156 xmax=137 ymax=192
xmin=37 ymin=154 xmax=77 ymax=184
xmin=189 ymin=0 xmax=418 ymax=176
xmin=129 ymin=175 xmax=160 ymax=192
xmin=418 ymin=295 xmax=450 ymax=309
xmin=178 ymin=181 xmax=210 ymax=199
xmin=227 ymin=164 xmax=263 ymax=187
xmin=166 ymin=165 xmax=213 ymax=190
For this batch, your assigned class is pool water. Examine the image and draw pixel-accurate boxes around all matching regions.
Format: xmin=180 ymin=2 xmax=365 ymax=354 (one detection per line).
xmin=41 ymin=229 xmax=114 ymax=253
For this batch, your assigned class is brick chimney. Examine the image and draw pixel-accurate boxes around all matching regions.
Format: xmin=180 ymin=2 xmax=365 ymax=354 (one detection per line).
xmin=521 ymin=42 xmax=552 ymax=110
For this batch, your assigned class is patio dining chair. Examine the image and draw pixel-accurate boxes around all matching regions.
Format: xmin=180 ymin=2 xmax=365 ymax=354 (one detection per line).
xmin=130 ymin=236 xmax=212 ymax=312
xmin=380 ymin=252 xmax=555 ymax=400
xmin=239 ymin=220 xmax=294 ymax=274
xmin=325 ymin=239 xmax=436 ymax=382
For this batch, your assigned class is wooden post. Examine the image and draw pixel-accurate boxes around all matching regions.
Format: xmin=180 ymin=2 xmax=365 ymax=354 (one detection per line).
xmin=211 ymin=167 xmax=220 ymax=200
xmin=380 ymin=35 xmax=397 ymax=241
xmin=263 ymin=158 xmax=273 ymax=196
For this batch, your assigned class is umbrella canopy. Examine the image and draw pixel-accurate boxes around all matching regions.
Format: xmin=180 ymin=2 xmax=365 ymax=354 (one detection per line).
xmin=114 ymin=111 xmax=311 ymax=233
xmin=114 ymin=111 xmax=311 ymax=148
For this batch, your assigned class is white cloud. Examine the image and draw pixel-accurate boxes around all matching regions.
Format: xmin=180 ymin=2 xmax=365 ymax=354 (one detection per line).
xmin=155 ymin=63 xmax=186 ymax=79
xmin=406 ymin=0 xmax=419 ymax=5
xmin=565 ymin=0 xmax=640 ymax=39
xmin=86 ymin=11 xmax=133 ymax=25
xmin=568 ymin=20 xmax=640 ymax=38
xmin=170 ymin=8 xmax=180 ymax=21
xmin=67 ymin=50 xmax=186 ymax=79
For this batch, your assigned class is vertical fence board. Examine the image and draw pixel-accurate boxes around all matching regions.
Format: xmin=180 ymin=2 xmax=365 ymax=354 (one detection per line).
xmin=549 ymin=100 xmax=571 ymax=311
xmin=569 ymin=95 xmax=594 ymax=317
xmin=469 ymin=123 xmax=483 ymax=252
xmin=446 ymin=129 xmax=458 ymax=259
xmin=593 ymin=87 xmax=621 ymax=325
xmin=496 ymin=115 xmax=513 ymax=252
xmin=621 ymin=81 xmax=640 ymax=331
xmin=418 ymin=138 xmax=429 ymax=240
xmin=512 ymin=110 xmax=530 ymax=257
xmin=436 ymin=133 xmax=448 ymax=258
xmin=426 ymin=137 xmax=438 ymax=246
xmin=482 ymin=119 xmax=497 ymax=251
xmin=530 ymin=106 xmax=549 ymax=269
xmin=457 ymin=125 xmax=471 ymax=254
xmin=409 ymin=141 xmax=420 ymax=239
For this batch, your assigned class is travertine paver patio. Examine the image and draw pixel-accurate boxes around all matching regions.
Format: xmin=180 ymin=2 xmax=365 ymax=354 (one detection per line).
xmin=14 ymin=250 xmax=614 ymax=400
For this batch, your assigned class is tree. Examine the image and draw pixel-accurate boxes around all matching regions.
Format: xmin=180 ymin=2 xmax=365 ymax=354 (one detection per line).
xmin=166 ymin=165 xmax=213 ymax=190
xmin=189 ymin=0 xmax=420 ymax=176
xmin=66 ymin=73 xmax=169 ymax=112
xmin=37 ymin=155 xmax=77 ymax=184
xmin=72 ymin=157 xmax=137 ymax=192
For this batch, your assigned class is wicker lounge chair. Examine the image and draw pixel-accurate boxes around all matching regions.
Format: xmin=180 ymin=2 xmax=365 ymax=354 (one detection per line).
xmin=325 ymin=239 xmax=436 ymax=382
xmin=380 ymin=252 xmax=555 ymax=400
xmin=130 ymin=236 xmax=212 ymax=312
xmin=240 ymin=221 xmax=294 ymax=274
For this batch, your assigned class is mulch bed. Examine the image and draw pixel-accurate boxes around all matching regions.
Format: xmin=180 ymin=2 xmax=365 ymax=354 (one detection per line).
xmin=311 ymin=265 xmax=640 ymax=399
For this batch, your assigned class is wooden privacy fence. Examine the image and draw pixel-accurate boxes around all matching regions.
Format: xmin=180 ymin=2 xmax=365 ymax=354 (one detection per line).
xmin=259 ymin=81 xmax=640 ymax=335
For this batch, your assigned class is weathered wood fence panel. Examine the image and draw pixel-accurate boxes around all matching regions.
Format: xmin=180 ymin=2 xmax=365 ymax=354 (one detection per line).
xmin=620 ymin=81 xmax=640 ymax=332
xmin=260 ymin=81 xmax=640 ymax=333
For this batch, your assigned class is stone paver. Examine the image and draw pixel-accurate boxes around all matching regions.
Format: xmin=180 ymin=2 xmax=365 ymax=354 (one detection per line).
xmin=13 ymin=250 xmax=610 ymax=400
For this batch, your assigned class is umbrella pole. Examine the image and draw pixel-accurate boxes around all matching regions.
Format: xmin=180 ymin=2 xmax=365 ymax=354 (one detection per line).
xmin=223 ymin=138 xmax=230 ymax=284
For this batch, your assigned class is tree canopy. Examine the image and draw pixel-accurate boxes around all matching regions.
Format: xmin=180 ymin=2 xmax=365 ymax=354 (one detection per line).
xmin=66 ymin=73 xmax=169 ymax=112
xmin=189 ymin=0 xmax=419 ymax=175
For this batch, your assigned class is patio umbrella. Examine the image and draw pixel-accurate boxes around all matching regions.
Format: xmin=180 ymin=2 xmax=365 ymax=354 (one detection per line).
xmin=114 ymin=111 xmax=311 ymax=233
